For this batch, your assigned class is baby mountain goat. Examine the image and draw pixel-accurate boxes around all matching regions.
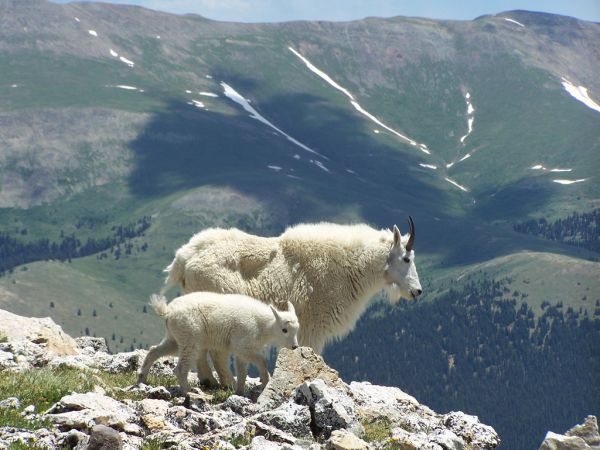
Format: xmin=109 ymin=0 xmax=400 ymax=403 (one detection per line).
xmin=137 ymin=292 xmax=299 ymax=395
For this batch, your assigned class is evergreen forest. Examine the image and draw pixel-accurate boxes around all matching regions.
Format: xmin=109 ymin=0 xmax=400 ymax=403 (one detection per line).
xmin=325 ymin=278 xmax=600 ymax=449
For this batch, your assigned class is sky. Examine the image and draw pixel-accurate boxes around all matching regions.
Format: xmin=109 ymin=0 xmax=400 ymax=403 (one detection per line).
xmin=50 ymin=0 xmax=600 ymax=23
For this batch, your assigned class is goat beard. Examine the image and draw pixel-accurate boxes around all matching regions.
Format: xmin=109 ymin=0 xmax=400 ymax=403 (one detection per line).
xmin=384 ymin=283 xmax=405 ymax=304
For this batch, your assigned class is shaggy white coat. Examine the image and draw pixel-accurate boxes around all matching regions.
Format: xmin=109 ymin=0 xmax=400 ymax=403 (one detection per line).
xmin=137 ymin=292 xmax=299 ymax=395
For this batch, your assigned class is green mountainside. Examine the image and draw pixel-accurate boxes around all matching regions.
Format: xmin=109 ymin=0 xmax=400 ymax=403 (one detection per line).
xmin=0 ymin=1 xmax=599 ymax=448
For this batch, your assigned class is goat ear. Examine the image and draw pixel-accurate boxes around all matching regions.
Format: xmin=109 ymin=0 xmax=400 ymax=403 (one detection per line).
xmin=392 ymin=225 xmax=401 ymax=248
xmin=270 ymin=304 xmax=282 ymax=322
xmin=287 ymin=301 xmax=296 ymax=316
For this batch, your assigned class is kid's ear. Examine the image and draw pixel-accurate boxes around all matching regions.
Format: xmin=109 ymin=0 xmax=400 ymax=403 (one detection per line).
xmin=270 ymin=304 xmax=282 ymax=322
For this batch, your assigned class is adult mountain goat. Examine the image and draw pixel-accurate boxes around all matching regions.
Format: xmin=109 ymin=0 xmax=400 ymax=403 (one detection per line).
xmin=162 ymin=219 xmax=422 ymax=356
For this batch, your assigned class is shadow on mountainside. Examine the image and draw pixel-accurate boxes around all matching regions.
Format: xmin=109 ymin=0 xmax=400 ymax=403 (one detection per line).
xmin=125 ymin=78 xmax=579 ymax=266
xmin=126 ymin=83 xmax=446 ymax=223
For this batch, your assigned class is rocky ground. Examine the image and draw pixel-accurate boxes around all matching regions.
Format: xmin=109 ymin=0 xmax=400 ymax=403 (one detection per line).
xmin=0 ymin=309 xmax=500 ymax=449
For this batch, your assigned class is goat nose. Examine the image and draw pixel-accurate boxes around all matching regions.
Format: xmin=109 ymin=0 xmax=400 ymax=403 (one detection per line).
xmin=416 ymin=289 xmax=423 ymax=296
xmin=292 ymin=345 xmax=299 ymax=350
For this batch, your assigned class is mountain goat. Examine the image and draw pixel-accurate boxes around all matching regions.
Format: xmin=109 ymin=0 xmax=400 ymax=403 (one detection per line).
xmin=161 ymin=219 xmax=422 ymax=383
xmin=137 ymin=292 xmax=299 ymax=395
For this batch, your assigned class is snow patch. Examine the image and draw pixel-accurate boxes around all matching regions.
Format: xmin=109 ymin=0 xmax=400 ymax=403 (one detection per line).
xmin=198 ymin=92 xmax=218 ymax=97
xmin=504 ymin=18 xmax=525 ymax=27
xmin=221 ymin=81 xmax=326 ymax=158
xmin=293 ymin=154 xmax=301 ymax=160
xmin=188 ymin=100 xmax=205 ymax=109
xmin=267 ymin=165 xmax=282 ymax=171
xmin=553 ymin=179 xmax=586 ymax=185
xmin=350 ymin=100 xmax=426 ymax=152
xmin=459 ymin=92 xmax=475 ymax=144
xmin=74 ymin=17 xmax=80 ymax=22
xmin=88 ymin=30 xmax=98 ymax=37
xmin=373 ymin=129 xmax=380 ymax=134
xmin=446 ymin=162 xmax=454 ymax=169
xmin=10 ymin=84 xmax=18 ymax=88
xmin=288 ymin=46 xmax=354 ymax=100
xmin=310 ymin=160 xmax=331 ymax=173
xmin=419 ymin=163 xmax=437 ymax=170
xmin=345 ymin=168 xmax=356 ymax=174
xmin=205 ymin=75 xmax=213 ymax=79
xmin=119 ymin=56 xmax=135 ymax=67
xmin=289 ymin=46 xmax=429 ymax=153
xmin=445 ymin=177 xmax=469 ymax=192
xmin=113 ymin=85 xmax=138 ymax=90
xmin=459 ymin=153 xmax=471 ymax=162
xmin=561 ymin=77 xmax=600 ymax=113
xmin=156 ymin=35 xmax=161 ymax=39
xmin=530 ymin=165 xmax=572 ymax=172
xmin=110 ymin=49 xmax=118 ymax=57
xmin=185 ymin=90 xmax=192 ymax=94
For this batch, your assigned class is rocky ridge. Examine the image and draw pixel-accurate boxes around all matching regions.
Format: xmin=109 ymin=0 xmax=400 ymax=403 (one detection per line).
xmin=0 ymin=310 xmax=502 ymax=449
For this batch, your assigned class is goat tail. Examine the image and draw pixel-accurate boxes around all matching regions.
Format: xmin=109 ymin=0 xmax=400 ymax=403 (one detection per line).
xmin=150 ymin=294 xmax=169 ymax=317
xmin=160 ymin=254 xmax=186 ymax=295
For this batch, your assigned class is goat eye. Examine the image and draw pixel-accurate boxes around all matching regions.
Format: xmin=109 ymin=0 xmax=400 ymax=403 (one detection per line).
xmin=282 ymin=328 xmax=288 ymax=333
xmin=403 ymin=256 xmax=410 ymax=263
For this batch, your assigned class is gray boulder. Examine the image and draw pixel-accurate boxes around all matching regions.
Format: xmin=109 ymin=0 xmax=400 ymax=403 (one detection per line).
xmin=0 ymin=309 xmax=78 ymax=358
xmin=296 ymin=378 xmax=363 ymax=439
xmin=327 ymin=429 xmax=370 ymax=450
xmin=44 ymin=392 xmax=142 ymax=435
xmin=85 ymin=424 xmax=122 ymax=450
xmin=540 ymin=416 xmax=600 ymax=450
xmin=254 ymin=400 xmax=313 ymax=440
xmin=567 ymin=416 xmax=600 ymax=449
xmin=257 ymin=346 xmax=346 ymax=411
xmin=540 ymin=432 xmax=591 ymax=450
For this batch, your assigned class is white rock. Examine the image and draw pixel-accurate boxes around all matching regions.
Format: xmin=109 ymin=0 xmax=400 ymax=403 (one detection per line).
xmin=444 ymin=411 xmax=500 ymax=449
xmin=390 ymin=428 xmax=444 ymax=449
xmin=249 ymin=435 xmax=305 ymax=449
xmin=566 ymin=416 xmax=600 ymax=449
xmin=44 ymin=392 xmax=142 ymax=435
xmin=429 ymin=428 xmax=465 ymax=449
xmin=75 ymin=336 xmax=108 ymax=353
xmin=540 ymin=431 xmax=591 ymax=450
xmin=220 ymin=394 xmax=256 ymax=417
xmin=254 ymin=400 xmax=312 ymax=439
xmin=295 ymin=378 xmax=363 ymax=438
xmin=327 ymin=429 xmax=370 ymax=449
xmin=0 ymin=309 xmax=78 ymax=358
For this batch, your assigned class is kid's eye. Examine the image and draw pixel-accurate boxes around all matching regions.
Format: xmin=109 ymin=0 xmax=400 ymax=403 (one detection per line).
xmin=282 ymin=328 xmax=288 ymax=333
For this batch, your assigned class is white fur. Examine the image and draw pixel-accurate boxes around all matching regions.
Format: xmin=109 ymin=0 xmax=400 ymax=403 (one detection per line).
xmin=162 ymin=222 xmax=422 ymax=354
xmin=137 ymin=292 xmax=299 ymax=395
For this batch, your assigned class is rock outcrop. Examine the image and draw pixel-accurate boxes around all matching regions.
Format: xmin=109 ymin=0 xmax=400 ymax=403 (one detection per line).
xmin=0 ymin=309 xmax=500 ymax=449
xmin=540 ymin=416 xmax=600 ymax=450
xmin=0 ymin=309 xmax=78 ymax=358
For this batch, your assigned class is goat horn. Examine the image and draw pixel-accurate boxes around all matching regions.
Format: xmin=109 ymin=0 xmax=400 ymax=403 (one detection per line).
xmin=406 ymin=216 xmax=415 ymax=252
